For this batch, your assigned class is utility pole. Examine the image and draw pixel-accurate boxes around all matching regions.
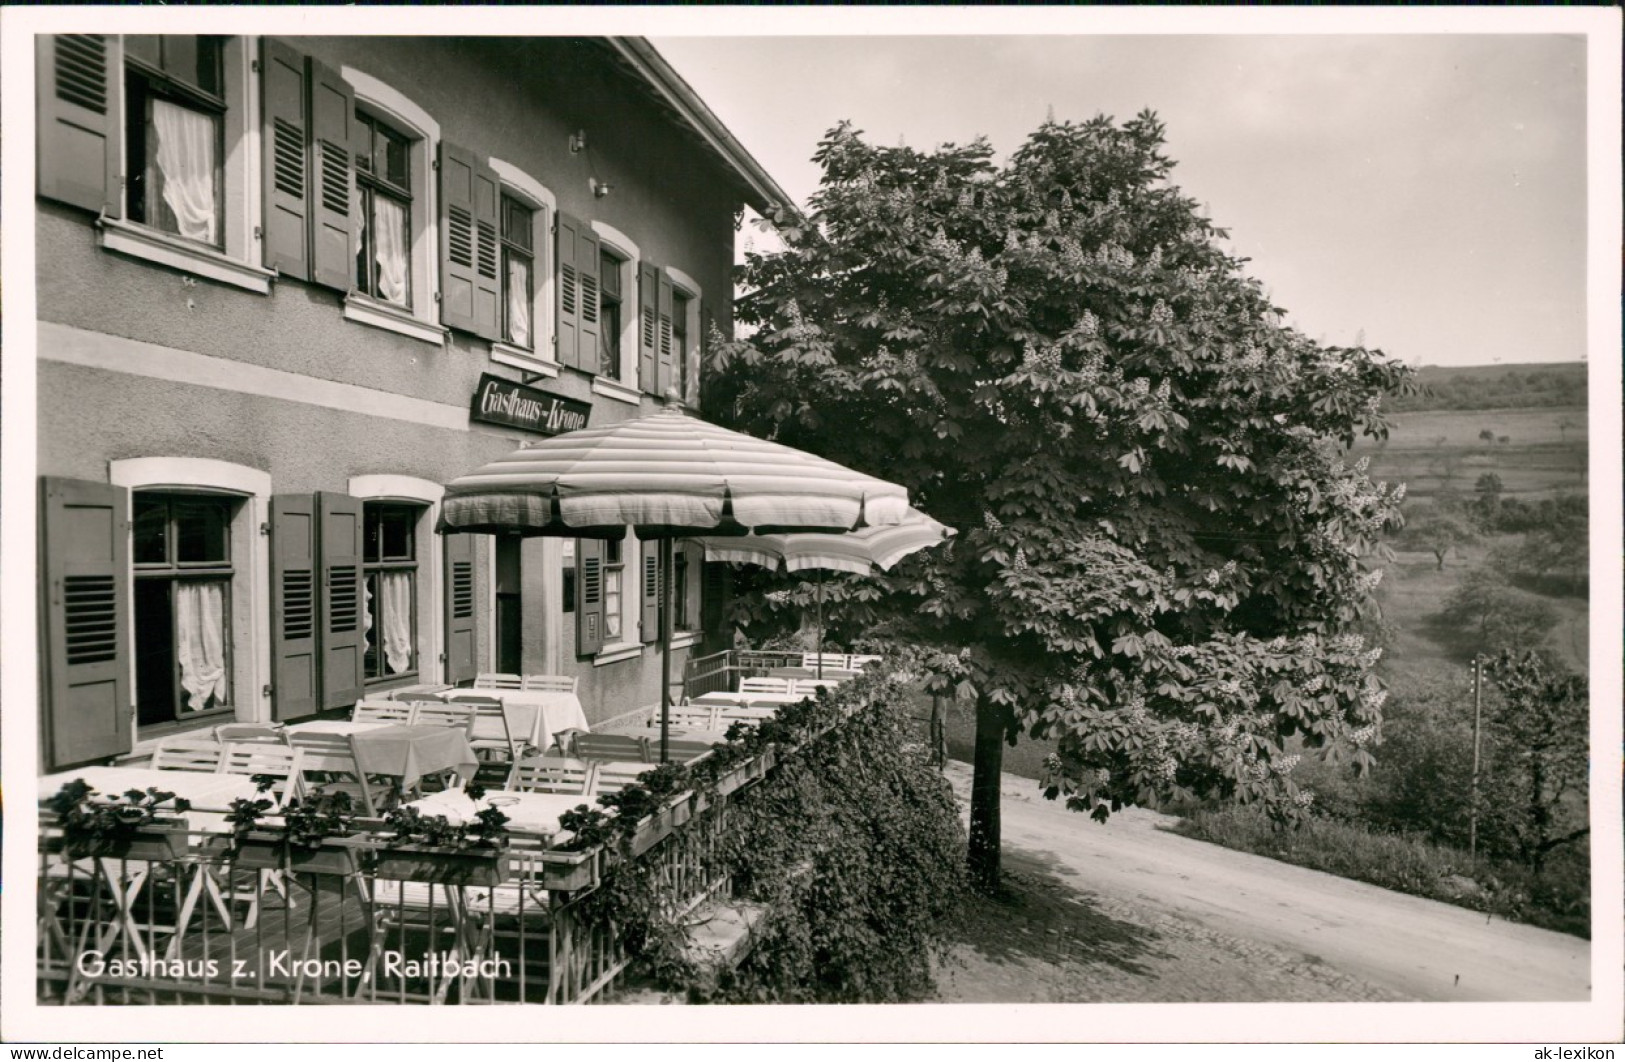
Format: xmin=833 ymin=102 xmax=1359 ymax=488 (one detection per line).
xmin=1469 ymin=654 xmax=1484 ymax=862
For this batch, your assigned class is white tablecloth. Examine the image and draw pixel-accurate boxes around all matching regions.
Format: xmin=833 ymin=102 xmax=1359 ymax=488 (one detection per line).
xmin=401 ymin=789 xmax=590 ymax=839
xmin=286 ymin=719 xmax=392 ymax=737
xmin=692 ymin=691 xmax=802 ymax=709
xmin=442 ymin=689 xmax=589 ymax=750
xmin=40 ymin=766 xmax=262 ymax=831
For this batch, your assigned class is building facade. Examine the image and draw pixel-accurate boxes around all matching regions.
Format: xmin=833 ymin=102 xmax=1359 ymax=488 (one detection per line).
xmin=33 ymin=33 xmax=790 ymax=770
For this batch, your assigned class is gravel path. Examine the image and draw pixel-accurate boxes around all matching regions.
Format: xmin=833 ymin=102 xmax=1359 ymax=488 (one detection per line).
xmin=933 ymin=761 xmax=1590 ymax=1004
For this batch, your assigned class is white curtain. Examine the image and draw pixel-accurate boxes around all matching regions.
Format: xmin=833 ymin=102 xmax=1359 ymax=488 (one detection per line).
xmin=153 ymin=99 xmax=218 ymax=244
xmin=507 ymin=256 xmax=531 ymax=347
xmin=176 ymin=581 xmax=228 ymax=711
xmin=379 ymin=572 xmax=413 ymax=674
xmin=373 ymin=196 xmax=410 ymax=306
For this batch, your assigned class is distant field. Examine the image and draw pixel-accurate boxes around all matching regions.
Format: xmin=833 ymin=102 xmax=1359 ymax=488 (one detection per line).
xmin=1350 ymin=405 xmax=1588 ymax=500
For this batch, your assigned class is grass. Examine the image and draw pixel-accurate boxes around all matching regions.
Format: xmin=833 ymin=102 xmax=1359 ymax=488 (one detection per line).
xmin=1173 ymin=804 xmax=1590 ymax=939
xmin=1348 ymin=405 xmax=1588 ymax=501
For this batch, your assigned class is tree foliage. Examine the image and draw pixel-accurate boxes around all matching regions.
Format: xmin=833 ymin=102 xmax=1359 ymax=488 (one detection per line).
xmin=708 ymin=115 xmax=1413 ymax=867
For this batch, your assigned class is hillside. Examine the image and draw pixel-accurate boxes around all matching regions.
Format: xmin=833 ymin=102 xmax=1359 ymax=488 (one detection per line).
xmin=1383 ymin=361 xmax=1586 ymax=413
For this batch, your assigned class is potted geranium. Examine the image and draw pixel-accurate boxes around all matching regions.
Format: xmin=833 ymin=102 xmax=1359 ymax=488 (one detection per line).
xmin=43 ymin=780 xmax=192 ymax=862
xmin=228 ymin=784 xmax=369 ymax=877
xmin=371 ymin=782 xmax=511 ymax=886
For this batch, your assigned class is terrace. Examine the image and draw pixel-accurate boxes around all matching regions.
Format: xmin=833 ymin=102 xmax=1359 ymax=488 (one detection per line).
xmin=34 ymin=655 xmax=895 ymax=1005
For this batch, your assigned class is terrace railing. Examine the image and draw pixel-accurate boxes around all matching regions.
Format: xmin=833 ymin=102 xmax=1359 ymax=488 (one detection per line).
xmin=682 ymin=649 xmax=804 ymax=700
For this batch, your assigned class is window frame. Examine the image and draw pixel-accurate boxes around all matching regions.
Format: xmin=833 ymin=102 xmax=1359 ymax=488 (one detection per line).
xmin=589 ymin=221 xmax=642 ymax=405
xmin=123 ymin=36 xmax=227 ymax=249
xmin=598 ymin=246 xmax=626 ymax=382
xmin=353 ymin=109 xmax=414 ymax=310
xmin=93 ymin=34 xmax=274 ymax=294
xmin=499 ymin=193 xmax=535 ymax=351
xmin=665 ymin=266 xmax=704 ymax=407
xmin=361 ymin=501 xmax=422 ymax=684
xmin=339 ymin=66 xmax=445 ymax=346
xmin=487 ymin=158 xmax=557 ymax=375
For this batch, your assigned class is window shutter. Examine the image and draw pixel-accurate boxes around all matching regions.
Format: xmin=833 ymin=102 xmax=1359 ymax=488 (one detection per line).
xmin=438 ymin=141 xmax=500 ymax=339
xmin=575 ymin=537 xmax=604 ymax=657
xmin=640 ymin=541 xmax=661 ymax=644
xmin=39 ymin=477 xmax=131 ymax=769
xmin=683 ymin=544 xmax=702 ymax=631
xmin=656 ymin=271 xmax=675 ymax=398
xmin=270 ymin=493 xmax=319 ymax=721
xmin=261 ymin=39 xmax=311 ymax=281
xmin=555 ymin=212 xmax=582 ymax=369
xmin=308 ymin=59 xmax=357 ymax=292
xmin=317 ymin=491 xmax=364 ymax=709
xmin=443 ymin=530 xmax=478 ymax=685
xmin=577 ymin=225 xmax=601 ymax=373
xmin=36 ymin=34 xmax=122 ymax=218
xmin=638 ymin=261 xmax=660 ymax=394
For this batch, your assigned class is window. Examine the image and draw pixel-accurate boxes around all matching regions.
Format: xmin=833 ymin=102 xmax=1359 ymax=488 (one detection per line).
xmin=123 ymin=35 xmax=225 ymax=246
xmin=673 ymin=548 xmax=691 ymax=631
xmin=354 ymin=111 xmax=413 ymax=308
xmin=362 ymin=502 xmax=419 ymax=681
xmin=673 ymin=291 xmax=691 ymax=401
xmin=133 ymin=493 xmax=236 ymax=729
xmin=603 ymin=536 xmax=624 ymax=641
xmin=494 ymin=535 xmax=523 ymax=675
xmin=501 ymin=195 xmax=534 ymax=349
xmin=599 ymin=248 xmax=624 ymax=380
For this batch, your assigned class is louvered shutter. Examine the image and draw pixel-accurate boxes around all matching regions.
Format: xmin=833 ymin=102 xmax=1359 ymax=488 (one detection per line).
xmin=317 ymin=492 xmax=364 ymax=708
xmin=39 ymin=477 xmax=131 ymax=768
xmin=443 ymin=530 xmax=477 ymax=685
xmin=36 ymin=34 xmax=122 ymax=218
xmin=640 ymin=541 xmax=661 ymax=644
xmin=638 ymin=261 xmax=660 ymax=393
xmin=308 ymin=59 xmax=357 ymax=292
xmin=656 ymin=271 xmax=675 ymax=398
xmin=576 ymin=225 xmax=602 ymax=373
xmin=261 ymin=39 xmax=310 ymax=280
xmin=555 ymin=212 xmax=582 ymax=368
xmin=438 ymin=142 xmax=500 ymax=339
xmin=270 ymin=494 xmax=319 ymax=721
xmin=575 ymin=537 xmax=604 ymax=657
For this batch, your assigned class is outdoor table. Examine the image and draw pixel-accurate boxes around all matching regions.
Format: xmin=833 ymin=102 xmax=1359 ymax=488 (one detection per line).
xmin=383 ymin=682 xmax=454 ymax=701
xmin=348 ymin=724 xmax=479 ymax=792
xmin=400 ymin=788 xmax=587 ymax=840
xmin=663 ymin=727 xmax=730 ymax=745
xmin=440 ymin=688 xmax=589 ymax=751
xmin=41 ymin=765 xmax=262 ymax=816
xmin=692 ymin=691 xmax=804 ymax=709
xmin=285 ymin=718 xmax=393 ymax=737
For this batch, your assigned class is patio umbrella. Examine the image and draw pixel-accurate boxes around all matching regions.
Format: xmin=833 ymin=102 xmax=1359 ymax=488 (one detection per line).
xmin=688 ymin=508 xmax=955 ymax=677
xmin=438 ymin=401 xmax=911 ymax=761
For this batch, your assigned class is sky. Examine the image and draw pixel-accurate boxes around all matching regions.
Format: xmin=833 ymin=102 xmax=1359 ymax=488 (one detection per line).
xmin=653 ymin=30 xmax=1593 ymax=369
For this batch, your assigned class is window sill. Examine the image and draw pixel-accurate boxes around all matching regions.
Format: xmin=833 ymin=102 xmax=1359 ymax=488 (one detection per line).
xmin=591 ymin=376 xmax=643 ymax=406
xmin=491 ymin=343 xmax=557 ymax=378
xmin=593 ymin=641 xmax=644 ymax=666
xmin=669 ymin=631 xmax=699 ymax=651
xmin=97 ymin=218 xmax=274 ymax=295
xmin=343 ymin=294 xmax=448 ymax=346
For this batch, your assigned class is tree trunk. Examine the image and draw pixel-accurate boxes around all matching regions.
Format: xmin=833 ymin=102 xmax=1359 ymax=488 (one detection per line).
xmin=968 ymin=695 xmax=1006 ymax=892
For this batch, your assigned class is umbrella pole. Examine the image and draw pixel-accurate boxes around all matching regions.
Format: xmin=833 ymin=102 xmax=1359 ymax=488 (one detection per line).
xmin=660 ymin=537 xmax=673 ymax=764
xmin=816 ymin=571 xmax=824 ymax=680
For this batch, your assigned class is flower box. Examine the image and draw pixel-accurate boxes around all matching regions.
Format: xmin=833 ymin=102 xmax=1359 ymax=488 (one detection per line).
xmin=538 ymin=848 xmax=602 ymax=892
xmin=83 ymin=825 xmax=191 ymax=862
xmin=371 ymin=844 xmax=509 ymax=886
xmin=233 ymin=834 xmax=363 ymax=876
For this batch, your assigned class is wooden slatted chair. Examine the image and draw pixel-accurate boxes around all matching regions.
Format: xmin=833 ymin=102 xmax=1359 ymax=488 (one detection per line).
xmin=570 ymin=732 xmax=653 ymax=763
xmin=410 ymin=701 xmax=476 ymax=736
xmin=520 ymin=674 xmax=578 ymax=693
xmin=219 ymin=743 xmax=306 ymax=805
xmin=150 ymin=738 xmax=227 ymax=773
xmin=713 ymin=706 xmax=777 ymax=731
xmin=586 ymin=760 xmax=649 ymax=795
xmin=474 ymin=672 xmax=525 ymax=690
xmin=661 ymin=739 xmax=716 ymax=765
xmin=800 ymin=652 xmax=849 ymax=671
xmin=738 ymin=676 xmax=792 ymax=694
xmin=286 ymin=731 xmax=385 ymax=816
xmin=790 ymin=678 xmax=841 ymax=695
xmin=661 ymin=703 xmax=721 ymax=730
xmin=507 ymin=756 xmax=594 ymax=795
xmin=352 ymin=698 xmax=416 ymax=726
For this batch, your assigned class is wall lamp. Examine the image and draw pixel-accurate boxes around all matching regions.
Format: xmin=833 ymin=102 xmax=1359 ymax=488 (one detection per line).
xmin=569 ymin=130 xmax=587 ymax=154
xmin=591 ymin=178 xmax=613 ymax=199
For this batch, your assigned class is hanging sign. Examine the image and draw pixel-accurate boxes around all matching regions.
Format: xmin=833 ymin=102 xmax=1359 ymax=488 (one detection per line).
xmin=469 ymin=374 xmax=591 ymax=435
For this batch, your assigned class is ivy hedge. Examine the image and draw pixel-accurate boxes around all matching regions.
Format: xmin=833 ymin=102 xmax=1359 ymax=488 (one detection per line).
xmin=566 ymin=665 xmax=968 ymax=1003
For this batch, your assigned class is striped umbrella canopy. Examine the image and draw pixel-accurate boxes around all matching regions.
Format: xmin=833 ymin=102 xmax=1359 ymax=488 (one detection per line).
xmin=438 ymin=404 xmax=910 ymax=539
xmin=689 ymin=507 xmax=954 ymax=575
xmin=438 ymin=401 xmax=911 ymax=761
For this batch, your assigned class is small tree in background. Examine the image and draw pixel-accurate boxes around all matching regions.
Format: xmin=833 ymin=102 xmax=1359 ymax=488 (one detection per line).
xmin=1440 ymin=566 xmax=1558 ymax=654
xmin=1401 ymin=504 xmax=1477 ymax=570
xmin=709 ymin=114 xmax=1413 ymax=888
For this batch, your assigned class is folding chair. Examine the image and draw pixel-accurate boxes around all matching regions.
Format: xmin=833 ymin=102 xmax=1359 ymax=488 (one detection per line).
xmin=150 ymin=738 xmax=227 ymax=773
xmin=410 ymin=702 xmax=476 ymax=736
xmin=287 ymin=731 xmax=385 ymax=816
xmin=520 ymin=674 xmax=578 ymax=693
xmin=507 ymin=756 xmax=594 ymax=795
xmin=216 ymin=743 xmax=306 ymax=928
xmin=586 ymin=760 xmax=649 ymax=796
xmin=570 ymin=732 xmax=654 ymax=763
xmin=212 ymin=721 xmax=290 ymax=745
xmin=661 ymin=703 xmax=721 ymax=730
xmin=474 ymin=672 xmax=524 ymax=690
xmin=790 ymin=678 xmax=841 ymax=696
xmin=738 ymin=677 xmax=792 ymax=694
xmin=352 ymin=698 xmax=416 ymax=726
xmin=801 ymin=652 xmax=849 ymax=672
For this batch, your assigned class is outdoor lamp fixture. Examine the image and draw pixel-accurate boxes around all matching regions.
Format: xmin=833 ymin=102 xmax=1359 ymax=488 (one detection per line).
xmin=569 ymin=130 xmax=587 ymax=154
xmin=591 ymin=178 xmax=612 ymax=198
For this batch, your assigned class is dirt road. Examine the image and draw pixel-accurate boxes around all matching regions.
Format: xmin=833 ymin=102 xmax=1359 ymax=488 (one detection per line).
xmin=938 ymin=761 xmax=1592 ymax=1003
